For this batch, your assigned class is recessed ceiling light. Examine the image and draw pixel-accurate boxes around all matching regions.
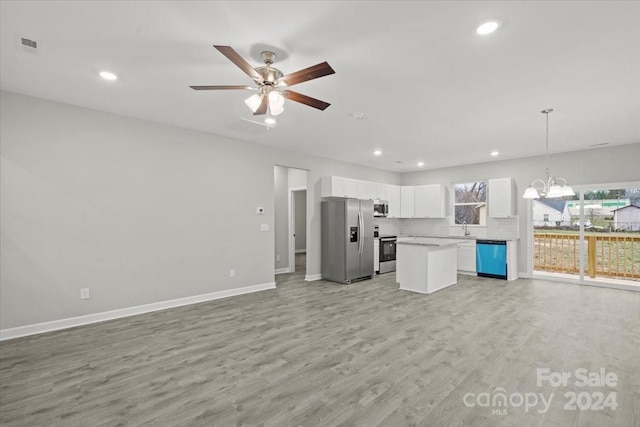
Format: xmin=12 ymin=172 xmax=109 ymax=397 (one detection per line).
xmin=477 ymin=21 xmax=499 ymax=35
xmin=352 ymin=112 xmax=365 ymax=120
xmin=99 ymin=71 xmax=118 ymax=81
xmin=490 ymin=151 xmax=500 ymax=157
xmin=417 ymin=161 xmax=425 ymax=167
xmin=374 ymin=150 xmax=382 ymax=156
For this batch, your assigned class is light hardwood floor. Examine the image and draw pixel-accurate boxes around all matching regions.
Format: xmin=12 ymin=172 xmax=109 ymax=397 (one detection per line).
xmin=1 ymin=264 xmax=639 ymax=426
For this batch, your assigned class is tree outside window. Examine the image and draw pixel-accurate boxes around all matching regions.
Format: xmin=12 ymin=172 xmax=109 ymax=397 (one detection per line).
xmin=454 ymin=181 xmax=487 ymax=225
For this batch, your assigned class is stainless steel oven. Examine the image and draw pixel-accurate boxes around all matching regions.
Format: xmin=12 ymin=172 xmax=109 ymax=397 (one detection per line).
xmin=379 ymin=235 xmax=396 ymax=273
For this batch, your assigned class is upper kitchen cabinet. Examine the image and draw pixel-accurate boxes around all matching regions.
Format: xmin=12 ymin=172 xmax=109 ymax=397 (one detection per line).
xmin=321 ymin=176 xmax=359 ymax=198
xmin=400 ymin=186 xmax=415 ymax=218
xmin=488 ymin=178 xmax=516 ymax=218
xmin=374 ymin=183 xmax=388 ymax=201
xmin=387 ymin=185 xmax=401 ymax=218
xmin=414 ymin=184 xmax=447 ymax=218
xmin=357 ymin=180 xmax=376 ymax=200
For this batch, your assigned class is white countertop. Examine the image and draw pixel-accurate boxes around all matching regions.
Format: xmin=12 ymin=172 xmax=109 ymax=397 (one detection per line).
xmin=396 ymin=237 xmax=460 ymax=247
xmin=397 ymin=234 xmax=519 ymax=242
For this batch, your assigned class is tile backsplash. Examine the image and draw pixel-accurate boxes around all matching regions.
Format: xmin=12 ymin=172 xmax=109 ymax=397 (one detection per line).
xmin=375 ymin=216 xmax=520 ymax=240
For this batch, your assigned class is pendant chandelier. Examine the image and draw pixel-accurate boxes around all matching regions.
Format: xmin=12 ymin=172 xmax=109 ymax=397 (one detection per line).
xmin=522 ymin=109 xmax=575 ymax=199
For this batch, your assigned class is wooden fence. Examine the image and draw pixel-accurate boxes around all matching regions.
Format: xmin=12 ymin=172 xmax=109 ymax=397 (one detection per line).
xmin=534 ymin=233 xmax=640 ymax=280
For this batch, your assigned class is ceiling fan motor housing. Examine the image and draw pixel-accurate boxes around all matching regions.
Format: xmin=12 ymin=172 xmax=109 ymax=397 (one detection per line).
xmin=254 ymin=66 xmax=283 ymax=85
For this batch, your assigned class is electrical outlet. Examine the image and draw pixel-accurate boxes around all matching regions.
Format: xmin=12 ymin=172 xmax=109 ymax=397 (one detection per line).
xmin=260 ymin=224 xmax=269 ymax=231
xmin=80 ymin=288 xmax=90 ymax=300
xmin=229 ymin=269 xmax=235 ymax=277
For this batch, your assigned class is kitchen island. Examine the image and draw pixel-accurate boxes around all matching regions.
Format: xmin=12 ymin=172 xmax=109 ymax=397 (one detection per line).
xmin=396 ymin=237 xmax=459 ymax=294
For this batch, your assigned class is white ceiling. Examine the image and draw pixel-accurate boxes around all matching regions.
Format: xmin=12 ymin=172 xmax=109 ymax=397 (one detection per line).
xmin=1 ymin=1 xmax=639 ymax=172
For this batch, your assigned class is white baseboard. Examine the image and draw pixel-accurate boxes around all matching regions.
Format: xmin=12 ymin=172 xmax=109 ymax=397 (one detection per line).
xmin=275 ymin=268 xmax=291 ymax=275
xmin=531 ymin=273 xmax=640 ymax=292
xmin=295 ymin=249 xmax=306 ymax=254
xmin=0 ymin=282 xmax=276 ymax=341
xmin=305 ymin=274 xmax=322 ymax=281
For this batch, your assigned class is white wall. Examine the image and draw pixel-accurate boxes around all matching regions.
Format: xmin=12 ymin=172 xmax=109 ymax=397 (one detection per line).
xmin=287 ymin=168 xmax=306 ymax=189
xmin=273 ymin=166 xmax=289 ymax=271
xmin=401 ymin=142 xmax=640 ymax=275
xmin=294 ymin=190 xmax=307 ymax=251
xmin=0 ymin=91 xmax=400 ymax=330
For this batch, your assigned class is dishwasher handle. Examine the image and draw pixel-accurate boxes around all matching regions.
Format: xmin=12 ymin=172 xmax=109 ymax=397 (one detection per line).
xmin=476 ymin=240 xmax=507 ymax=245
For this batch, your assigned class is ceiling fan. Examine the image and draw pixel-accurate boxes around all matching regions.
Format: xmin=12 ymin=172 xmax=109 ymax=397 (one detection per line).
xmin=190 ymin=45 xmax=335 ymax=124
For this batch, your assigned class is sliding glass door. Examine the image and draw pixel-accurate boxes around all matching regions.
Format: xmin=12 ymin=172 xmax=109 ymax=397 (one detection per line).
xmin=532 ymin=183 xmax=640 ymax=285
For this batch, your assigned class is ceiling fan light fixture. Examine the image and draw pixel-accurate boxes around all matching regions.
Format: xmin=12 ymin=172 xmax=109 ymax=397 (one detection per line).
xmin=191 ymin=45 xmax=335 ymax=119
xmin=270 ymin=103 xmax=284 ymax=116
xmin=264 ymin=117 xmax=276 ymax=126
xmin=268 ymin=90 xmax=284 ymax=106
xmin=268 ymin=91 xmax=285 ymax=115
xmin=244 ymin=93 xmax=264 ymax=113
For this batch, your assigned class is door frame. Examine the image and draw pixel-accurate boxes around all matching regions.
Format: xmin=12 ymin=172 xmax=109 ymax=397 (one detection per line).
xmin=528 ymin=180 xmax=640 ymax=291
xmin=288 ymin=187 xmax=306 ymax=273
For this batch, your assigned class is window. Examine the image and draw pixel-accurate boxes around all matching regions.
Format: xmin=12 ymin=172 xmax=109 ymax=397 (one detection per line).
xmin=454 ymin=181 xmax=487 ymax=225
xmin=543 ymin=214 xmax=549 ymax=222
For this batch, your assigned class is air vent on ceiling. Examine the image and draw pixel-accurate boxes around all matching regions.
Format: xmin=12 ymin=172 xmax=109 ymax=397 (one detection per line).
xmin=21 ymin=38 xmax=37 ymax=49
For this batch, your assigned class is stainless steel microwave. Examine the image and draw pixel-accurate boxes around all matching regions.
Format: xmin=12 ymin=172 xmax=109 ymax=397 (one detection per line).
xmin=373 ymin=200 xmax=388 ymax=217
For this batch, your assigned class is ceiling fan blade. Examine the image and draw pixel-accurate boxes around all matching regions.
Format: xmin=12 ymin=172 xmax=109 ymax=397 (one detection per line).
xmin=253 ymin=95 xmax=268 ymax=115
xmin=214 ymin=45 xmax=263 ymax=84
xmin=282 ymin=90 xmax=331 ymax=111
xmin=277 ymin=62 xmax=335 ymax=87
xmin=190 ymin=85 xmax=254 ymax=90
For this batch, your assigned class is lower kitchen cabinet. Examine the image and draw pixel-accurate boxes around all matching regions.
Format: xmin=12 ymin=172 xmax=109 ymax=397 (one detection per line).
xmin=457 ymin=240 xmax=476 ymax=274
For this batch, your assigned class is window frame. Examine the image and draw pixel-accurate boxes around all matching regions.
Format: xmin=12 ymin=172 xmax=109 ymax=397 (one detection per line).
xmin=452 ymin=180 xmax=488 ymax=226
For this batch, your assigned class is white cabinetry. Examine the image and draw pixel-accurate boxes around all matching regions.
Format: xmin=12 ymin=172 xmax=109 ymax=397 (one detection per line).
xmin=387 ymin=185 xmax=401 ymax=218
xmin=357 ymin=180 xmax=376 ymax=200
xmin=400 ymin=186 xmax=415 ymax=218
xmin=374 ymin=183 xmax=388 ymax=201
xmin=374 ymin=238 xmax=380 ymax=274
xmin=321 ymin=176 xmax=358 ymax=198
xmin=457 ymin=240 xmax=476 ymax=274
xmin=488 ymin=178 xmax=516 ymax=218
xmin=414 ymin=184 xmax=447 ymax=218
xmin=507 ymin=241 xmax=519 ymax=280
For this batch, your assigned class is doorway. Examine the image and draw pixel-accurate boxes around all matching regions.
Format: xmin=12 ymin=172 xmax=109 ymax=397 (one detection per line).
xmin=273 ymin=166 xmax=307 ymax=276
xmin=291 ymin=189 xmax=307 ymax=274
xmin=532 ymin=182 xmax=640 ymax=288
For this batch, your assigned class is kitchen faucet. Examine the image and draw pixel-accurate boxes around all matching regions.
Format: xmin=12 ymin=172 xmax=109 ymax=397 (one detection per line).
xmin=462 ymin=221 xmax=471 ymax=236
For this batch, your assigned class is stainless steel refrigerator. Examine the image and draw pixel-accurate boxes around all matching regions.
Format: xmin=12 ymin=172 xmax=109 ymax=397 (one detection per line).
xmin=321 ymin=199 xmax=374 ymax=283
